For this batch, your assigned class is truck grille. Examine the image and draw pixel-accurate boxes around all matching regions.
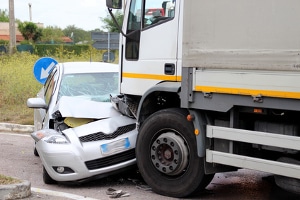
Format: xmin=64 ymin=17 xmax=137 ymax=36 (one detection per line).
xmin=85 ymin=149 xmax=135 ymax=170
xmin=79 ymin=124 xmax=136 ymax=143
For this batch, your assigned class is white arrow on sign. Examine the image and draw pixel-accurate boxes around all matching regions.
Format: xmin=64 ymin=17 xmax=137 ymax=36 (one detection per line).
xmin=40 ymin=62 xmax=55 ymax=80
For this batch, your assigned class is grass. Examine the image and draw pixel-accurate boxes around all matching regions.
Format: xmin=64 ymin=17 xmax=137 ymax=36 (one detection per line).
xmin=0 ymin=48 xmax=116 ymax=125
xmin=0 ymin=52 xmax=40 ymax=125
xmin=0 ymin=174 xmax=21 ymax=185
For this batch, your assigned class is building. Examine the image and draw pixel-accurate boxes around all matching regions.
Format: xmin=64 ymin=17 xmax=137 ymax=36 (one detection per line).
xmin=0 ymin=22 xmax=24 ymax=43
xmin=0 ymin=22 xmax=72 ymax=44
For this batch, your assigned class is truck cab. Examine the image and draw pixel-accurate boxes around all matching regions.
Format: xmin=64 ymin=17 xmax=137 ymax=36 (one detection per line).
xmin=116 ymin=0 xmax=178 ymax=96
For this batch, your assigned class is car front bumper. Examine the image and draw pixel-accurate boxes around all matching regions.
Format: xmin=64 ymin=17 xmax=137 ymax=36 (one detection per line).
xmin=35 ymin=128 xmax=137 ymax=182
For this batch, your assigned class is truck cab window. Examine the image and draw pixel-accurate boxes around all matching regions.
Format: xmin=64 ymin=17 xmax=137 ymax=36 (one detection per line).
xmin=126 ymin=0 xmax=142 ymax=60
xmin=143 ymin=0 xmax=175 ymax=28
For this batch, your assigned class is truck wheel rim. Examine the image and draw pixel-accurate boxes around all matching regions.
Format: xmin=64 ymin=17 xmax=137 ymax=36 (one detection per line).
xmin=150 ymin=132 xmax=189 ymax=175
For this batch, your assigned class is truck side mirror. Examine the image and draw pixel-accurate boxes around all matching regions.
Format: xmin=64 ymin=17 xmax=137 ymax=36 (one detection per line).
xmin=106 ymin=0 xmax=122 ymax=9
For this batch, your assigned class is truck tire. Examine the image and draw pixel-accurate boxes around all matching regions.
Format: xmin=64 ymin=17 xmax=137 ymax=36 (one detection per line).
xmin=43 ymin=166 xmax=56 ymax=184
xmin=275 ymin=157 xmax=300 ymax=194
xmin=136 ymin=108 xmax=212 ymax=197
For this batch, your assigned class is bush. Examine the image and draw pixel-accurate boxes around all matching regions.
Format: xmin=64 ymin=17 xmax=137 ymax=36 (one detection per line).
xmin=0 ymin=52 xmax=40 ymax=124
xmin=34 ymin=44 xmax=90 ymax=57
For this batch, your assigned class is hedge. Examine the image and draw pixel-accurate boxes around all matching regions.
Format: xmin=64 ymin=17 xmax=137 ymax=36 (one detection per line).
xmin=33 ymin=44 xmax=90 ymax=57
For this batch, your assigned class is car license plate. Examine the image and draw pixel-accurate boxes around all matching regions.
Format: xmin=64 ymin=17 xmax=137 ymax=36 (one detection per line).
xmin=100 ymin=138 xmax=130 ymax=156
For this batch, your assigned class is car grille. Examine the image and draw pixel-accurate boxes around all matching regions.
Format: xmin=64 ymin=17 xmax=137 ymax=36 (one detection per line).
xmin=85 ymin=149 xmax=136 ymax=170
xmin=79 ymin=124 xmax=136 ymax=143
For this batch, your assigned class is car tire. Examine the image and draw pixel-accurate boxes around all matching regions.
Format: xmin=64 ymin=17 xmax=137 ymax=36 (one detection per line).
xmin=33 ymin=142 xmax=39 ymax=157
xmin=136 ymin=108 xmax=213 ymax=198
xmin=43 ymin=166 xmax=56 ymax=184
xmin=34 ymin=147 xmax=39 ymax=157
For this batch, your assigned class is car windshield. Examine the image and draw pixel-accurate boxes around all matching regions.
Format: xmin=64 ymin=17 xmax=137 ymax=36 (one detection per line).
xmin=57 ymin=72 xmax=118 ymax=102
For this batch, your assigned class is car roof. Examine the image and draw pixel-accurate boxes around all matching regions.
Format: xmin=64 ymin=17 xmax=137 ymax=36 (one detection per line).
xmin=57 ymin=62 xmax=119 ymax=74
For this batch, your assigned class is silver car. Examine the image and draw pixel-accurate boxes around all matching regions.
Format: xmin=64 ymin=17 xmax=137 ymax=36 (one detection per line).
xmin=27 ymin=62 xmax=137 ymax=184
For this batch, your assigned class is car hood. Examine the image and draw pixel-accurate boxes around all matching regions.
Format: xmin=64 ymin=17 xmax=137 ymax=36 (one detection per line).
xmin=63 ymin=114 xmax=136 ymax=138
xmin=52 ymin=96 xmax=120 ymax=119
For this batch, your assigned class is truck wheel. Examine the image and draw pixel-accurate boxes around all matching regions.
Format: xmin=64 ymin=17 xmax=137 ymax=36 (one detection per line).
xmin=136 ymin=108 xmax=212 ymax=197
xmin=275 ymin=157 xmax=300 ymax=194
xmin=43 ymin=166 xmax=56 ymax=184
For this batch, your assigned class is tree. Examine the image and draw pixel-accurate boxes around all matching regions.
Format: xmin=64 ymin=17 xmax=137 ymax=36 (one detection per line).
xmin=0 ymin=9 xmax=9 ymax=22
xmin=18 ymin=22 xmax=42 ymax=43
xmin=63 ymin=25 xmax=91 ymax=44
xmin=41 ymin=26 xmax=64 ymax=43
xmin=101 ymin=10 xmax=124 ymax=33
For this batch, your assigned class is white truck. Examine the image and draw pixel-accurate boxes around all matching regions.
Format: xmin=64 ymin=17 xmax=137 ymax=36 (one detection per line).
xmin=106 ymin=0 xmax=300 ymax=197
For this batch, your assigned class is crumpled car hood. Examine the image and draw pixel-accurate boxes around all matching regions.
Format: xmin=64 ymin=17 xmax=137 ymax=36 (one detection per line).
xmin=52 ymin=96 xmax=120 ymax=119
xmin=63 ymin=114 xmax=136 ymax=138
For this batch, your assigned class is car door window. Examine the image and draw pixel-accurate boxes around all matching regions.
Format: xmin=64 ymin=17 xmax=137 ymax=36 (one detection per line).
xmin=44 ymin=67 xmax=58 ymax=106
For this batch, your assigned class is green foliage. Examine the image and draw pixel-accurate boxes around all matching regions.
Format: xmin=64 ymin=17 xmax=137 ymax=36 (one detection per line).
xmin=0 ymin=52 xmax=40 ymax=124
xmin=63 ymin=25 xmax=92 ymax=44
xmin=0 ymin=9 xmax=9 ymax=22
xmin=0 ymin=40 xmax=8 ymax=45
xmin=18 ymin=21 xmax=43 ymax=43
xmin=0 ymin=174 xmax=21 ymax=185
xmin=101 ymin=10 xmax=124 ymax=33
xmin=0 ymin=52 xmax=40 ymax=104
xmin=19 ymin=40 xmax=32 ymax=45
xmin=41 ymin=26 xmax=64 ymax=43
xmin=34 ymin=44 xmax=90 ymax=57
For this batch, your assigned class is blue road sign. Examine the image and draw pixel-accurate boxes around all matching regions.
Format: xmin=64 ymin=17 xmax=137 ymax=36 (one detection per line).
xmin=33 ymin=57 xmax=58 ymax=84
xmin=102 ymin=51 xmax=115 ymax=62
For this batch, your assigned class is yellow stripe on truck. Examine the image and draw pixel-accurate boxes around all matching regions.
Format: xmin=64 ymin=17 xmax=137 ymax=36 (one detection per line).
xmin=195 ymin=86 xmax=300 ymax=99
xmin=123 ymin=72 xmax=181 ymax=81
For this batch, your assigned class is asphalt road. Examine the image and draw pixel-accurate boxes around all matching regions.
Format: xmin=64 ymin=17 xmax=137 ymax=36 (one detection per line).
xmin=0 ymin=132 xmax=299 ymax=200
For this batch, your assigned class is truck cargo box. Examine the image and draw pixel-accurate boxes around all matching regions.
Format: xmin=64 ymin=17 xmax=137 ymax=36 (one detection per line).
xmin=182 ymin=0 xmax=300 ymax=71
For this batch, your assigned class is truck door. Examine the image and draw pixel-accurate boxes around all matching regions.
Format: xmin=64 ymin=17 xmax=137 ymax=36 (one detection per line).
xmin=121 ymin=0 xmax=179 ymax=95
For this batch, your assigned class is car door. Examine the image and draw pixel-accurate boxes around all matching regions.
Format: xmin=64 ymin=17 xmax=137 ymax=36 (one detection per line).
xmin=34 ymin=67 xmax=59 ymax=130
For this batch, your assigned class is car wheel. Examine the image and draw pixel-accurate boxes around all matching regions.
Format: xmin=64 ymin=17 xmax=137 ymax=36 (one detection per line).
xmin=136 ymin=108 xmax=213 ymax=198
xmin=43 ymin=166 xmax=56 ymax=184
xmin=33 ymin=142 xmax=39 ymax=156
xmin=34 ymin=147 xmax=39 ymax=157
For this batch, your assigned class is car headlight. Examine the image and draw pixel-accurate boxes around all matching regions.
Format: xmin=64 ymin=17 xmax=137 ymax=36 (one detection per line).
xmin=31 ymin=129 xmax=70 ymax=144
xmin=43 ymin=135 xmax=69 ymax=144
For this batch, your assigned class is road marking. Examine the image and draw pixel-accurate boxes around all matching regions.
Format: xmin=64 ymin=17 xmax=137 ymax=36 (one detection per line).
xmin=32 ymin=187 xmax=99 ymax=200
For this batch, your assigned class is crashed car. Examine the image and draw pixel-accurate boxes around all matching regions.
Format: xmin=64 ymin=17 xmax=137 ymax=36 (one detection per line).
xmin=27 ymin=62 xmax=137 ymax=184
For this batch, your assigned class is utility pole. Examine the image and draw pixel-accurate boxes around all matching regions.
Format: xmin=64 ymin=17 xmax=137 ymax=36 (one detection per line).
xmin=123 ymin=0 xmax=126 ymax=12
xmin=28 ymin=3 xmax=32 ymax=21
xmin=9 ymin=0 xmax=16 ymax=55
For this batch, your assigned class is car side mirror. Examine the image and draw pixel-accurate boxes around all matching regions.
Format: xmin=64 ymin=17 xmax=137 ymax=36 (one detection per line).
xmin=106 ymin=0 xmax=122 ymax=9
xmin=27 ymin=98 xmax=48 ymax=109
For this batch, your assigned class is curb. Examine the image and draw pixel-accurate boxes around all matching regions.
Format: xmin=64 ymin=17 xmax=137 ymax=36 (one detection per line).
xmin=0 ymin=180 xmax=31 ymax=200
xmin=0 ymin=123 xmax=34 ymax=134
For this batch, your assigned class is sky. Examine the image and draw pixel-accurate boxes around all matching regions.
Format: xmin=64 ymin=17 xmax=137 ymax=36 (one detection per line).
xmin=0 ymin=0 xmax=110 ymax=31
